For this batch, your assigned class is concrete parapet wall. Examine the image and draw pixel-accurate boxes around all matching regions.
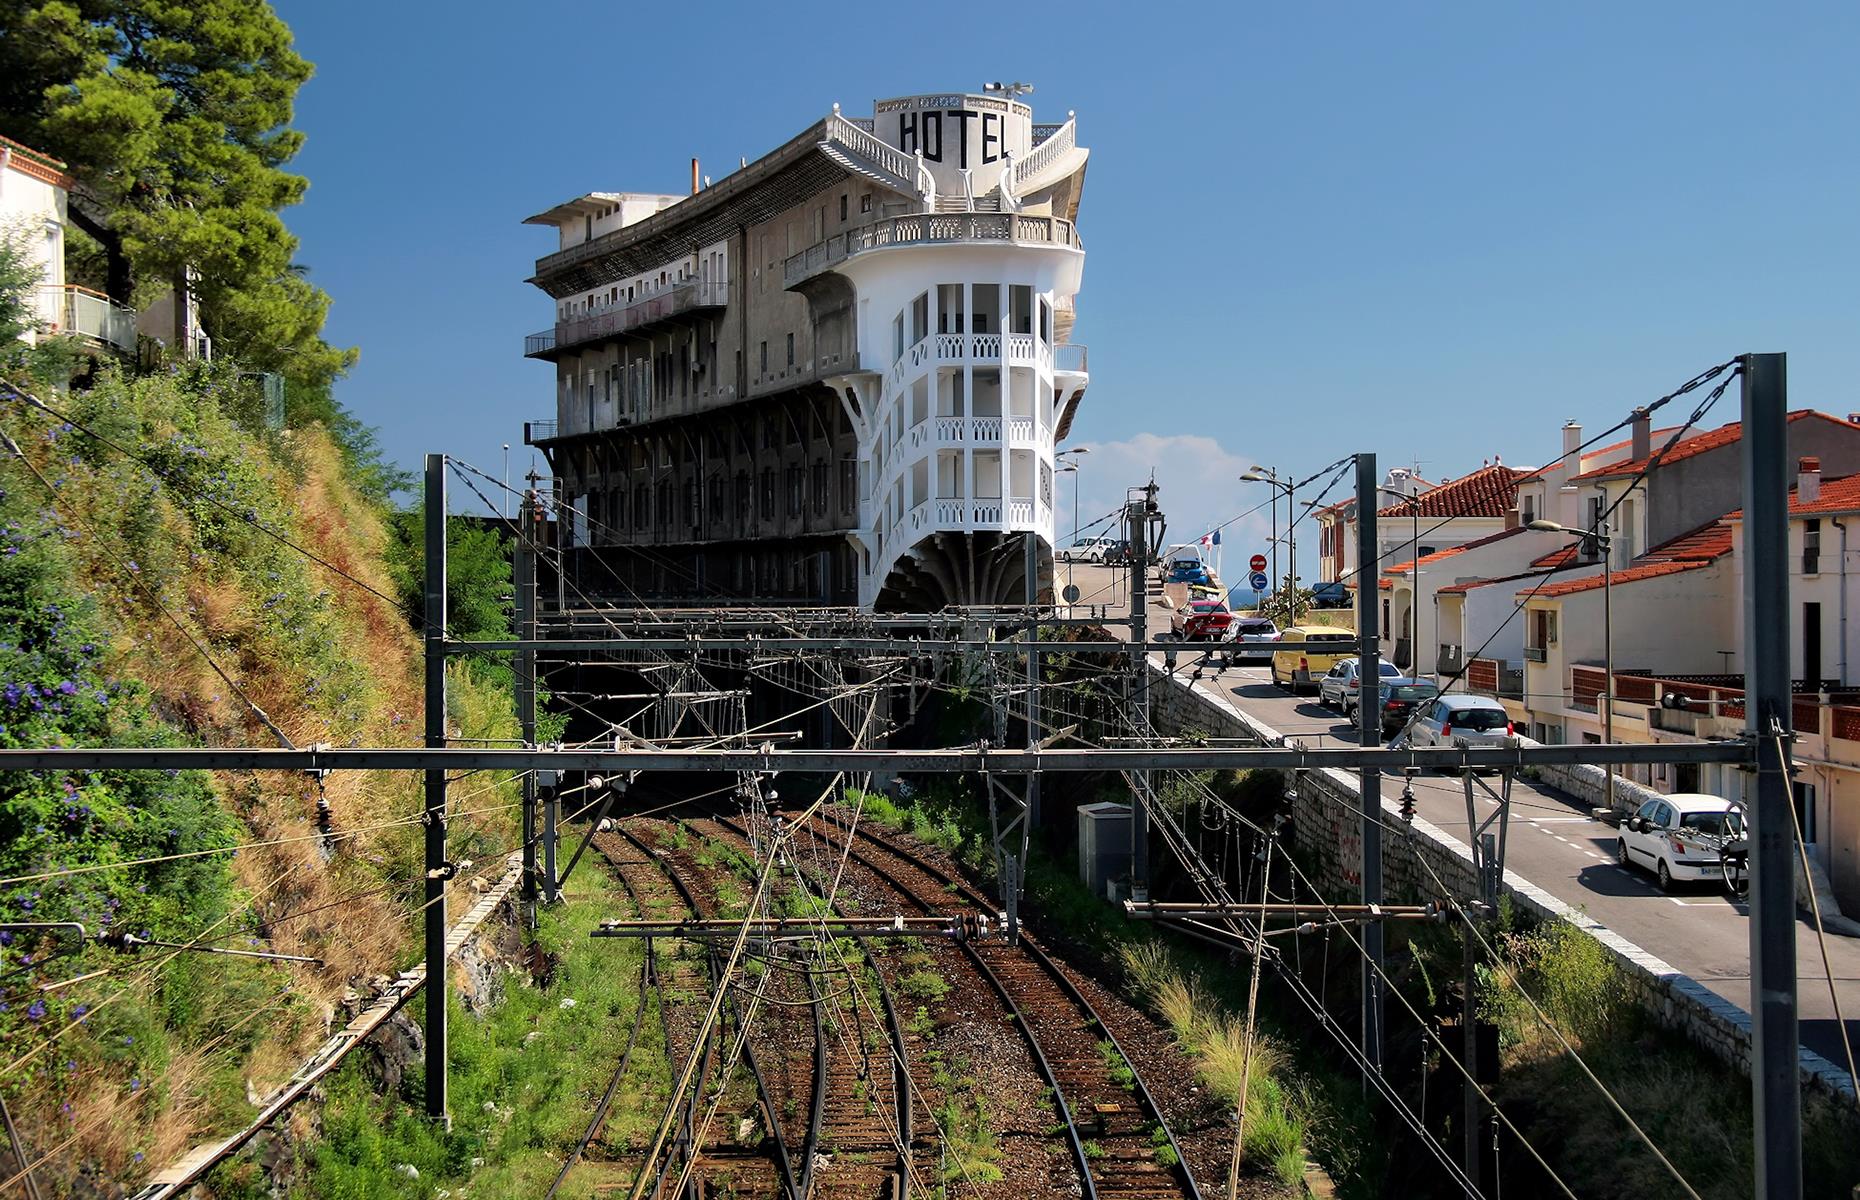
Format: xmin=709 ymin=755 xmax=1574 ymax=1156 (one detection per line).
xmin=1144 ymin=663 xmax=1856 ymax=1103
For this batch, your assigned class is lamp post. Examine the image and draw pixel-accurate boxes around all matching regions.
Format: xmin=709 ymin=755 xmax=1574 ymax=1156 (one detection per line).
xmin=1528 ymin=518 xmax=1614 ymax=813
xmin=1378 ymin=486 xmax=1424 ymax=680
xmin=502 ymin=443 xmax=511 ymax=518
xmin=1241 ymin=468 xmax=1296 ymax=620
xmin=1057 ymin=463 xmax=1079 ymax=595
xmin=1056 ymin=446 xmax=1090 ymax=544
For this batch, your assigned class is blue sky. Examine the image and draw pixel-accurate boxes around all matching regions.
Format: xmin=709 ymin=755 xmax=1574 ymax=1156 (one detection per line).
xmin=279 ymin=1 xmax=1858 ymax=568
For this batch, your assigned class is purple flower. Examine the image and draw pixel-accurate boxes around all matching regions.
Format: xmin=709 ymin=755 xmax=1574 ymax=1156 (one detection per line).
xmin=25 ymin=1000 xmax=45 ymax=1022
xmin=57 ymin=681 xmax=75 ymax=695
xmin=128 ymin=1078 xmax=140 ymax=1092
xmin=72 ymin=1005 xmax=86 ymax=1018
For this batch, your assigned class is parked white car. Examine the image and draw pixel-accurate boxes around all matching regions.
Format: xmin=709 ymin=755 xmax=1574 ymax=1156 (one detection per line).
xmin=1061 ymin=535 xmax=1117 ymax=563
xmin=1407 ymin=693 xmax=1515 ymax=748
xmin=1616 ymin=793 xmax=1745 ymax=892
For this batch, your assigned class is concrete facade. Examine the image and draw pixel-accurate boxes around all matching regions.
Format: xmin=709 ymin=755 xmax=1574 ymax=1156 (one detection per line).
xmin=523 ymin=93 xmax=1090 ymax=608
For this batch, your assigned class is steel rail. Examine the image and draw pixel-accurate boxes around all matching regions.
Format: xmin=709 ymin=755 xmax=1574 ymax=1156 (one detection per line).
xmin=814 ymin=809 xmax=1204 ymax=1200
xmin=607 ymin=824 xmax=802 ymax=1200
xmin=706 ymin=814 xmax=916 ymax=1200
xmin=794 ymin=810 xmax=1118 ymax=1200
xmin=0 ymin=740 xmax=1750 ymax=772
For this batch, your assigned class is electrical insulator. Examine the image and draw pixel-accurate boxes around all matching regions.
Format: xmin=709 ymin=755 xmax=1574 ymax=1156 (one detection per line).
xmin=1399 ymin=783 xmax=1417 ymax=824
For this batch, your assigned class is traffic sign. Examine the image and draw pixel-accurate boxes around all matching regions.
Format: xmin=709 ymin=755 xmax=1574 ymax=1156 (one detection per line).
xmin=1061 ymin=584 xmax=1081 ymax=604
xmin=1249 ymin=554 xmax=1268 ymax=573
xmin=1248 ymin=571 xmax=1271 ymax=592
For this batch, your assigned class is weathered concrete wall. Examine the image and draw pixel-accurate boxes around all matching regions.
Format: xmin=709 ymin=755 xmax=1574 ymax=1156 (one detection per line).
xmin=1145 ymin=663 xmax=1856 ymax=1102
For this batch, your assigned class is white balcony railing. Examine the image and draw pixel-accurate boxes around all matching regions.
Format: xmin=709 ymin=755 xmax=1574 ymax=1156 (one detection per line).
xmin=971 ymin=416 xmax=1002 ymax=441
xmin=40 ymin=285 xmax=136 ymax=353
xmin=784 ymin=212 xmax=1081 ymax=288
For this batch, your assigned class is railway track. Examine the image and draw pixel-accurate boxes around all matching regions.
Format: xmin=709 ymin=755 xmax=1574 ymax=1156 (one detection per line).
xmin=577 ymin=825 xmax=796 ymax=1200
xmin=691 ymin=815 xmax=915 ymax=1200
xmin=800 ymin=806 xmax=1204 ymax=1200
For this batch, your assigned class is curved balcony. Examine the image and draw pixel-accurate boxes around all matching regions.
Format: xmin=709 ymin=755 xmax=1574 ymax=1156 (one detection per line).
xmin=784 ymin=212 xmax=1081 ymax=289
xmin=525 ymin=279 xmax=729 ymax=360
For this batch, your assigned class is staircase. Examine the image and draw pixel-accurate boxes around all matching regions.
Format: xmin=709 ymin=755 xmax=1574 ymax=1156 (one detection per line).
xmin=933 ymin=190 xmax=1003 ymax=213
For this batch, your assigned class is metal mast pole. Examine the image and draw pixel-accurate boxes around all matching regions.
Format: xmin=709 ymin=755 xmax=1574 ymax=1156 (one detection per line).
xmin=422 ymin=454 xmax=450 ymax=1126
xmin=1286 ymin=477 xmax=1297 ymax=621
xmin=1269 ymin=479 xmax=1280 ymax=618
xmin=1354 ymin=454 xmax=1384 ymax=1075
xmin=1128 ymin=491 xmax=1152 ymax=902
xmin=1602 ymin=519 xmax=1615 ymax=815
xmin=516 ymin=489 xmax=538 ymax=930
xmin=1742 ymin=351 xmax=1799 ymax=1200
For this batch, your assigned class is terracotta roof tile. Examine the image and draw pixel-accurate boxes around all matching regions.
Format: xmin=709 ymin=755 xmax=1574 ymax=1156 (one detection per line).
xmin=1723 ymin=472 xmax=1860 ymax=520
xmin=1381 ymin=526 xmax=1527 ymax=577
xmin=1520 ymin=517 xmax=1733 ymax=599
xmin=1377 ymin=464 xmax=1524 ymax=519
xmin=1530 ymin=543 xmax=1579 ymax=569
xmin=1568 ymin=410 xmax=1854 ymax=482
xmin=1438 ymin=570 xmax=1561 ymax=595
xmin=1530 ymin=559 xmax=1714 ymax=598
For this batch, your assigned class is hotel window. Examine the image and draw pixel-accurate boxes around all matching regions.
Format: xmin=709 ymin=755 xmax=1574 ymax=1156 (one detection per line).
xmin=1039 ymin=297 xmax=1052 ymax=342
xmin=911 ymin=292 xmax=928 ymax=345
xmin=816 ymin=206 xmax=826 ymax=241
xmin=840 ymin=194 xmax=848 ymax=221
xmin=759 ymin=341 xmax=768 ymax=375
xmin=860 ymin=193 xmax=872 ymax=213
xmin=684 ymin=481 xmax=699 ymax=525
xmin=759 ymin=469 xmax=775 ymax=520
xmin=893 ymin=313 xmax=905 ymax=364
xmin=812 ymin=462 xmax=829 ymax=516
xmin=840 ymin=458 xmax=857 ymax=514
xmin=786 ymin=466 xmax=803 ymax=516
xmin=972 ymin=284 xmax=997 ymax=333
xmin=708 ymin=475 xmax=723 ymax=516
xmin=735 ymin=472 xmax=750 ymax=521
xmin=1009 ymin=285 xmax=1032 ymax=335
xmin=938 ymin=284 xmax=964 ymax=333
xmin=786 ymin=332 xmax=795 ymax=368
xmin=1805 ymin=519 xmax=1822 ymax=574
xmin=634 ymin=484 xmax=649 ymax=530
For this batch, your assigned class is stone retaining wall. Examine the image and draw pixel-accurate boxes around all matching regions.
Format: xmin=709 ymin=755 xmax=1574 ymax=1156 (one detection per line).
xmin=1144 ymin=664 xmax=1856 ymax=1102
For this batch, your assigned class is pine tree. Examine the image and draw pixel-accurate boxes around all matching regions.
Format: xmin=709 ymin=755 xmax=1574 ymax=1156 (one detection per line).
xmin=0 ymin=0 xmax=354 ymax=391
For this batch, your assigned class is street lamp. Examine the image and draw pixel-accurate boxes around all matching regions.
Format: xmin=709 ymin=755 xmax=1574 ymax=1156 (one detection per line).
xmin=1056 ymin=446 xmax=1090 ymax=545
xmin=1379 ymin=486 xmax=1424 ymax=681
xmin=1057 ymin=463 xmax=1080 ymax=593
xmin=502 ymin=443 xmax=512 ymax=518
xmin=1528 ymin=517 xmax=1616 ymax=812
xmin=1240 ymin=468 xmax=1296 ymax=620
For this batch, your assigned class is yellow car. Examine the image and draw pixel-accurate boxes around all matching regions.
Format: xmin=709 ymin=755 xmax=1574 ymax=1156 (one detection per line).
xmin=1269 ymin=626 xmax=1358 ymax=693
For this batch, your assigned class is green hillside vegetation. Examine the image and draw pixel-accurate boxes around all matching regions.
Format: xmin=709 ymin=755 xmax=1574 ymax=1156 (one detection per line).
xmin=0 ymin=238 xmax=539 ymax=1189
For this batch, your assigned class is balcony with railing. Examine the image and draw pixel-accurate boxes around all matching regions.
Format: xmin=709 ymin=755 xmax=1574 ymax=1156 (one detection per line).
xmin=524 ymin=419 xmax=559 ymax=445
xmin=1053 ymin=343 xmax=1088 ymax=374
xmin=525 ymin=279 xmax=730 ymax=359
xmin=40 ymin=285 xmax=136 ymax=353
xmin=784 ymin=212 xmax=1081 ymax=289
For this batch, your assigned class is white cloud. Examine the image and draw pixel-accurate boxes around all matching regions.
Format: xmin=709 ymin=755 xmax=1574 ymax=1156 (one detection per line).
xmin=1057 ymin=433 xmax=1291 ymax=579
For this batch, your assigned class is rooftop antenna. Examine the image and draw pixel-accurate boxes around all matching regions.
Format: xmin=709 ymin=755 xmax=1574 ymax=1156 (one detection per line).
xmin=983 ymin=81 xmax=1035 ymax=98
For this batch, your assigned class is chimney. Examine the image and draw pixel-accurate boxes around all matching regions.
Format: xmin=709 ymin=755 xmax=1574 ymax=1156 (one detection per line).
xmin=1558 ymin=484 xmax=1580 ymax=532
xmin=1799 ymin=456 xmax=1822 ymax=504
xmin=691 ymin=157 xmax=701 ymax=195
xmin=1504 ymin=506 xmax=1521 ymax=531
xmin=1630 ymin=407 xmax=1651 ymax=462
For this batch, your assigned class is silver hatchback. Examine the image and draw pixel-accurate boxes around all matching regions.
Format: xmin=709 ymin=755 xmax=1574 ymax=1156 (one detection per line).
xmin=1408 ymin=693 xmax=1515 ymax=748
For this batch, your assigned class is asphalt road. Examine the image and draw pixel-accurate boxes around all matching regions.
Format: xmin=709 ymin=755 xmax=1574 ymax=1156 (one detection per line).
xmin=1057 ymin=561 xmax=1860 ymax=1076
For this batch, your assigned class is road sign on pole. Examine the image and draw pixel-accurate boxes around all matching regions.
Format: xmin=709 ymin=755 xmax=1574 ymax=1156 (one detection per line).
xmin=1249 ymin=553 xmax=1268 ymax=573
xmin=1248 ymin=570 xmax=1271 ymax=592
